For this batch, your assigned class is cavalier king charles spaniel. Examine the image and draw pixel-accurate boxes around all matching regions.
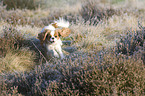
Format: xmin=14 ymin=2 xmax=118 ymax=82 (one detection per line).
xmin=38 ymin=18 xmax=71 ymax=59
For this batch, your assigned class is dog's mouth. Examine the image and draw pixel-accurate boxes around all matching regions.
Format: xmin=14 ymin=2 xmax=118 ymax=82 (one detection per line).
xmin=50 ymin=41 xmax=55 ymax=43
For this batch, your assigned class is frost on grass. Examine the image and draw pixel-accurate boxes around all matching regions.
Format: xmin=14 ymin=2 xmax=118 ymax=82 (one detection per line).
xmin=0 ymin=0 xmax=145 ymax=95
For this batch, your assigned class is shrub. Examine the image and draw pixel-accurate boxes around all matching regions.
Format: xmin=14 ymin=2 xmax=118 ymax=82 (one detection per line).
xmin=0 ymin=27 xmax=25 ymax=56
xmin=80 ymin=0 xmax=119 ymax=25
xmin=0 ymin=9 xmax=36 ymax=26
xmin=1 ymin=53 xmax=144 ymax=95
xmin=45 ymin=53 xmax=145 ymax=96
xmin=116 ymin=24 xmax=145 ymax=55
xmin=1 ymin=0 xmax=45 ymax=10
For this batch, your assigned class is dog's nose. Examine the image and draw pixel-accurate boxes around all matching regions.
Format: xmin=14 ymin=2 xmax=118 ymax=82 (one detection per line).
xmin=51 ymin=37 xmax=54 ymax=39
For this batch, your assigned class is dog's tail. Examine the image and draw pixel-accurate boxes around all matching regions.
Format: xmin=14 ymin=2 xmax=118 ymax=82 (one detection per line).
xmin=52 ymin=17 xmax=70 ymax=28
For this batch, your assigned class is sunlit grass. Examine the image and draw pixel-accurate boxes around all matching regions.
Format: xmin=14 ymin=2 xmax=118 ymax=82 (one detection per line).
xmin=0 ymin=0 xmax=145 ymax=95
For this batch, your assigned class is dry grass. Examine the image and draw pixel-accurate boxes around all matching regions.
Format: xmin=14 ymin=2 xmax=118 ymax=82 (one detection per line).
xmin=0 ymin=48 xmax=35 ymax=72
xmin=0 ymin=26 xmax=36 ymax=73
xmin=0 ymin=0 xmax=145 ymax=95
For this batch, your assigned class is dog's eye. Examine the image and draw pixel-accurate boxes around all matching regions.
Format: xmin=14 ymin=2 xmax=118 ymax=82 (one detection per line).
xmin=46 ymin=35 xmax=51 ymax=38
xmin=55 ymin=36 xmax=57 ymax=38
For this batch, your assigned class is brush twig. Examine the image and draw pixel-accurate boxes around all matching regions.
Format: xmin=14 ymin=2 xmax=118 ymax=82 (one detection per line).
xmin=31 ymin=40 xmax=49 ymax=64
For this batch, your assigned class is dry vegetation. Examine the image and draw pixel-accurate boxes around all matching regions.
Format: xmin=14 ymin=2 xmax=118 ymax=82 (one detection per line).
xmin=0 ymin=0 xmax=145 ymax=95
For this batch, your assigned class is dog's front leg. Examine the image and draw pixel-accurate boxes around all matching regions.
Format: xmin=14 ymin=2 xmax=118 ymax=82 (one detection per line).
xmin=56 ymin=46 xmax=64 ymax=59
xmin=53 ymin=50 xmax=59 ymax=58
xmin=47 ymin=49 xmax=59 ymax=59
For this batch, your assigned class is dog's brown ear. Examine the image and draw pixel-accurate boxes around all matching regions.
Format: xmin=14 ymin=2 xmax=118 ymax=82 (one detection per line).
xmin=52 ymin=23 xmax=58 ymax=28
xmin=38 ymin=30 xmax=50 ymax=45
xmin=56 ymin=28 xmax=71 ymax=37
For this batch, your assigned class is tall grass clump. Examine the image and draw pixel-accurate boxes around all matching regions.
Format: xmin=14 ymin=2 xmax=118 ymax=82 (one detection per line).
xmin=70 ymin=23 xmax=105 ymax=52
xmin=0 ymin=26 xmax=36 ymax=72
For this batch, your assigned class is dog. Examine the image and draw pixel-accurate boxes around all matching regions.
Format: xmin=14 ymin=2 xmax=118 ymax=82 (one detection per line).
xmin=38 ymin=18 xmax=71 ymax=59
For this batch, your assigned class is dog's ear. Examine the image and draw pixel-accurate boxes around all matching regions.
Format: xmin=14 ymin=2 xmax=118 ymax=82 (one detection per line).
xmin=56 ymin=28 xmax=71 ymax=37
xmin=52 ymin=23 xmax=58 ymax=28
xmin=38 ymin=29 xmax=50 ymax=45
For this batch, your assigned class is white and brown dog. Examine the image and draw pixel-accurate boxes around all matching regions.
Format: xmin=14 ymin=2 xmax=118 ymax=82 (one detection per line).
xmin=38 ymin=18 xmax=71 ymax=59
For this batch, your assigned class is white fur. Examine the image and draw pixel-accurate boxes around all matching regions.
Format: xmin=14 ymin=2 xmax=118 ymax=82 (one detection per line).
xmin=54 ymin=17 xmax=69 ymax=28
xmin=41 ymin=25 xmax=55 ymax=33
xmin=50 ymin=30 xmax=57 ymax=43
xmin=45 ymin=39 xmax=64 ymax=59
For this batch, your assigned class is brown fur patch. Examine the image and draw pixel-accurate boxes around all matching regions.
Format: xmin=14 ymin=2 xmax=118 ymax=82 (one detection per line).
xmin=54 ymin=31 xmax=60 ymax=40
xmin=37 ymin=30 xmax=51 ymax=45
xmin=52 ymin=23 xmax=58 ymax=28
xmin=56 ymin=28 xmax=71 ymax=37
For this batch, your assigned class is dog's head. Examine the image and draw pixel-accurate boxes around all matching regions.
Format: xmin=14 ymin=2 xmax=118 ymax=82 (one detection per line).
xmin=38 ymin=18 xmax=71 ymax=45
xmin=38 ymin=28 xmax=71 ymax=45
